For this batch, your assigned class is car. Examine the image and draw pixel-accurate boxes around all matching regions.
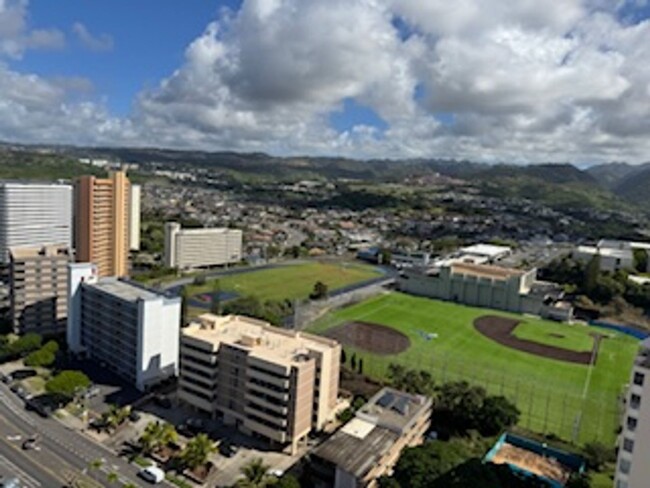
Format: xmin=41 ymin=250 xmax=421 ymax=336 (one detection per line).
xmin=0 ymin=477 xmax=20 ymax=488
xmin=153 ymin=395 xmax=172 ymax=409
xmin=268 ymin=469 xmax=284 ymax=478
xmin=219 ymin=442 xmax=239 ymax=458
xmin=128 ymin=409 xmax=141 ymax=422
xmin=22 ymin=435 xmax=38 ymax=450
xmin=138 ymin=466 xmax=165 ymax=484
xmin=10 ymin=369 xmax=36 ymax=380
xmin=83 ymin=386 xmax=101 ymax=399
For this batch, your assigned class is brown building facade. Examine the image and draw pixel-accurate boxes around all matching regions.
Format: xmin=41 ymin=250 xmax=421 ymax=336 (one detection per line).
xmin=9 ymin=244 xmax=72 ymax=335
xmin=75 ymin=170 xmax=130 ymax=277
xmin=179 ymin=314 xmax=341 ymax=453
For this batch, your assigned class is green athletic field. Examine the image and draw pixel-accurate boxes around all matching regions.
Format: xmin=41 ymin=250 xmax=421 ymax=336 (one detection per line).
xmin=188 ymin=261 xmax=383 ymax=301
xmin=309 ymin=292 xmax=639 ymax=445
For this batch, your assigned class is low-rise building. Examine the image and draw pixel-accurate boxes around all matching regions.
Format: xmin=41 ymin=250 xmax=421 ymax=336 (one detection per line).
xmin=311 ymin=388 xmax=432 ymax=488
xmin=398 ymin=262 xmax=572 ymax=321
xmin=67 ymin=263 xmax=180 ymax=391
xmin=9 ymin=245 xmax=72 ymax=335
xmin=573 ymin=239 xmax=650 ymax=273
xmin=614 ymin=338 xmax=650 ymax=488
xmin=164 ymin=222 xmax=242 ymax=269
xmin=179 ymin=314 xmax=340 ymax=453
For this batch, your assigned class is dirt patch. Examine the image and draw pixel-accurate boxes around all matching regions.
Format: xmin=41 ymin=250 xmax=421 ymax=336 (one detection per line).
xmin=325 ymin=321 xmax=410 ymax=355
xmin=474 ymin=316 xmax=601 ymax=365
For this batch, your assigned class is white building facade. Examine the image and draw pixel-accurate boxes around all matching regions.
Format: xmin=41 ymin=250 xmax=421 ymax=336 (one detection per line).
xmin=129 ymin=184 xmax=141 ymax=251
xmin=0 ymin=182 xmax=73 ymax=263
xmin=164 ymin=222 xmax=242 ymax=269
xmin=67 ymin=263 xmax=180 ymax=391
xmin=614 ymin=339 xmax=650 ymax=488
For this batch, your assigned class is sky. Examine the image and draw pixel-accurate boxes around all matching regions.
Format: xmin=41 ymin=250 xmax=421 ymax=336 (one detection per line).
xmin=1 ymin=0 xmax=650 ymax=164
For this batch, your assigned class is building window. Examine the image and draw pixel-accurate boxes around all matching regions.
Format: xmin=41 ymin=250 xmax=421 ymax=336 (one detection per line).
xmin=619 ymin=458 xmax=631 ymax=475
xmin=626 ymin=416 xmax=638 ymax=432
xmin=623 ymin=438 xmax=634 ymax=453
xmin=633 ymin=372 xmax=645 ymax=386
xmin=630 ymin=394 xmax=641 ymax=410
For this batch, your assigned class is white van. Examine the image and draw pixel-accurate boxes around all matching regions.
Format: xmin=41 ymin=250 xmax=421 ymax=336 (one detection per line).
xmin=138 ymin=466 xmax=165 ymax=484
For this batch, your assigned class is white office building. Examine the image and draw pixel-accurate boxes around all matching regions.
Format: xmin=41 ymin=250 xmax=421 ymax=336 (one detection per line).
xmin=129 ymin=184 xmax=141 ymax=251
xmin=614 ymin=338 xmax=650 ymax=488
xmin=0 ymin=182 xmax=73 ymax=263
xmin=67 ymin=263 xmax=180 ymax=391
xmin=164 ymin=222 xmax=242 ymax=269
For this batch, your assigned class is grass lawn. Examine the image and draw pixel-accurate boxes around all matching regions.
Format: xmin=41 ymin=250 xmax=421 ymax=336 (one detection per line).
xmin=188 ymin=261 xmax=383 ymax=302
xmin=309 ymin=292 xmax=638 ymax=445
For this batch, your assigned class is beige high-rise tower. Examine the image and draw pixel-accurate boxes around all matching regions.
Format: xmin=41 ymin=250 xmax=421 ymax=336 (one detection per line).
xmin=75 ymin=170 xmax=130 ymax=277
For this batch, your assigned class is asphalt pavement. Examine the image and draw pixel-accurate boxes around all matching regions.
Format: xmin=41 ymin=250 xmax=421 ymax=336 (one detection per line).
xmin=0 ymin=383 xmax=153 ymax=487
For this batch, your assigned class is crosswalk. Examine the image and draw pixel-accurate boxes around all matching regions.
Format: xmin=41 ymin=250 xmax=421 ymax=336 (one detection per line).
xmin=0 ymin=453 xmax=41 ymax=488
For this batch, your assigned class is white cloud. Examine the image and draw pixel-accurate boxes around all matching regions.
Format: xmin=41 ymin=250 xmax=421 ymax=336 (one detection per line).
xmin=3 ymin=0 xmax=650 ymax=164
xmin=72 ymin=22 xmax=113 ymax=52
xmin=0 ymin=0 xmax=64 ymax=58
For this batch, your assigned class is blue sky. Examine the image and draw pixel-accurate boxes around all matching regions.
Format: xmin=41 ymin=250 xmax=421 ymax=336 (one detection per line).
xmin=1 ymin=0 xmax=650 ymax=163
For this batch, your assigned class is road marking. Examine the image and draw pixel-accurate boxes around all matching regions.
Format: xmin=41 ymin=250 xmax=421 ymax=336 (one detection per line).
xmin=0 ymin=452 xmax=41 ymax=488
xmin=0 ymin=391 xmax=35 ymax=426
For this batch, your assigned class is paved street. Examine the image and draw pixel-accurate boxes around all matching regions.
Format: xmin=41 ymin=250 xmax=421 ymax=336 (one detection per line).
xmin=0 ymin=383 xmax=152 ymax=487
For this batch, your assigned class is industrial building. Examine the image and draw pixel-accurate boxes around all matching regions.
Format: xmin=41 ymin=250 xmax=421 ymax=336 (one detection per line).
xmin=75 ymin=170 xmax=132 ymax=277
xmin=67 ymin=263 xmax=180 ymax=391
xmin=179 ymin=313 xmax=340 ymax=453
xmin=398 ymin=262 xmax=572 ymax=321
xmin=311 ymin=388 xmax=432 ymax=488
xmin=164 ymin=222 xmax=242 ymax=269
xmin=8 ymin=245 xmax=72 ymax=335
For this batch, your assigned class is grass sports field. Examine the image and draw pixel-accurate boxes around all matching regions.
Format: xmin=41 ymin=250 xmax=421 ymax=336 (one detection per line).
xmin=309 ymin=292 xmax=638 ymax=445
xmin=188 ymin=261 xmax=383 ymax=301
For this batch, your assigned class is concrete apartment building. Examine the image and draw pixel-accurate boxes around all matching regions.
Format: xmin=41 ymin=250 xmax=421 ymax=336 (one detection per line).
xmin=312 ymin=388 xmax=432 ymax=488
xmin=398 ymin=262 xmax=572 ymax=321
xmin=0 ymin=182 xmax=73 ymax=263
xmin=574 ymin=239 xmax=650 ymax=273
xmin=8 ymin=245 xmax=72 ymax=335
xmin=614 ymin=338 xmax=650 ymax=488
xmin=164 ymin=222 xmax=242 ymax=269
xmin=179 ymin=314 xmax=340 ymax=453
xmin=67 ymin=263 xmax=180 ymax=391
xmin=75 ymin=170 xmax=131 ymax=277
xmin=129 ymin=184 xmax=141 ymax=251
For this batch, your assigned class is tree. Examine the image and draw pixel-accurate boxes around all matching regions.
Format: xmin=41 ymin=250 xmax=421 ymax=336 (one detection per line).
xmin=106 ymin=471 xmax=119 ymax=484
xmin=337 ymin=407 xmax=354 ymax=423
xmin=275 ymin=474 xmax=300 ymax=488
xmin=583 ymin=442 xmax=615 ymax=472
xmin=433 ymin=381 xmax=486 ymax=435
xmin=8 ymin=332 xmax=42 ymax=356
xmin=210 ymin=280 xmax=222 ymax=315
xmin=45 ymin=370 xmax=91 ymax=399
xmin=103 ymin=404 xmax=131 ymax=430
xmin=310 ymin=281 xmax=328 ymax=300
xmin=358 ymin=358 xmax=364 ymax=375
xmin=236 ymin=458 xmax=276 ymax=488
xmin=340 ymin=349 xmax=347 ymax=365
xmin=139 ymin=421 xmax=178 ymax=454
xmin=584 ymin=254 xmax=600 ymax=295
xmin=477 ymin=396 xmax=520 ymax=436
xmin=181 ymin=433 xmax=217 ymax=469
xmin=350 ymin=353 xmax=357 ymax=371
xmin=633 ymin=249 xmax=649 ymax=273
xmin=180 ymin=285 xmax=190 ymax=325
xmin=24 ymin=348 xmax=55 ymax=367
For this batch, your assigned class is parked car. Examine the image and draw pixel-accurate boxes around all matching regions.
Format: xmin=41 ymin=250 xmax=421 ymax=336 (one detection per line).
xmin=83 ymin=386 xmax=101 ymax=399
xmin=153 ymin=395 xmax=172 ymax=409
xmin=22 ymin=435 xmax=39 ymax=450
xmin=10 ymin=369 xmax=36 ymax=381
xmin=138 ymin=466 xmax=165 ymax=484
xmin=128 ymin=409 xmax=141 ymax=422
xmin=219 ymin=442 xmax=239 ymax=458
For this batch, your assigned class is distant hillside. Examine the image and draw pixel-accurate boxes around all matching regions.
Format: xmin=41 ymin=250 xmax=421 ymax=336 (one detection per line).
xmin=472 ymin=163 xmax=598 ymax=185
xmin=614 ymin=166 xmax=650 ymax=208
xmin=586 ymin=162 xmax=645 ymax=189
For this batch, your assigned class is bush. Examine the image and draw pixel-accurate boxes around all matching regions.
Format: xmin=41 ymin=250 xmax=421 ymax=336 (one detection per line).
xmin=24 ymin=349 xmax=55 ymax=367
xmin=583 ymin=442 xmax=615 ymax=472
xmin=45 ymin=370 xmax=91 ymax=399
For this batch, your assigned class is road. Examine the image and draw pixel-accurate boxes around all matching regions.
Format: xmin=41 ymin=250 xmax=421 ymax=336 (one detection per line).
xmin=0 ymin=383 xmax=150 ymax=487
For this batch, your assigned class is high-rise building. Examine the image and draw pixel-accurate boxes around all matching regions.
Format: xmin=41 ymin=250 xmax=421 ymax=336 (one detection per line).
xmin=9 ymin=245 xmax=72 ymax=335
xmin=67 ymin=262 xmax=180 ymax=391
xmin=0 ymin=182 xmax=73 ymax=263
xmin=179 ymin=314 xmax=340 ymax=453
xmin=129 ymin=184 xmax=141 ymax=251
xmin=614 ymin=338 xmax=650 ymax=488
xmin=75 ymin=170 xmax=130 ymax=277
xmin=164 ymin=222 xmax=242 ymax=269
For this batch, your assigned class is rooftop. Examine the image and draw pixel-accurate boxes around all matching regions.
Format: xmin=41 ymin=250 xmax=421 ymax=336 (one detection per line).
xmin=182 ymin=314 xmax=339 ymax=367
xmin=450 ymin=262 xmax=527 ymax=280
xmin=86 ymin=278 xmax=164 ymax=302
xmin=9 ymin=244 xmax=71 ymax=259
xmin=576 ymin=245 xmax=632 ymax=259
xmin=312 ymin=388 xmax=432 ymax=479
xmin=460 ymin=243 xmax=511 ymax=258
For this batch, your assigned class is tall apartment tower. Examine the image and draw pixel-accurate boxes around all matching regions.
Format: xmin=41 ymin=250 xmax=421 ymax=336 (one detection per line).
xmin=9 ymin=245 xmax=72 ymax=335
xmin=129 ymin=184 xmax=141 ymax=251
xmin=75 ymin=170 xmax=130 ymax=277
xmin=614 ymin=338 xmax=650 ymax=488
xmin=0 ymin=182 xmax=73 ymax=263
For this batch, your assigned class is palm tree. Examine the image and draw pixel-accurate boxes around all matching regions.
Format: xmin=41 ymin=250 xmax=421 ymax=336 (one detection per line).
xmin=181 ymin=433 xmax=217 ymax=470
xmin=104 ymin=404 xmax=130 ymax=430
xmin=140 ymin=421 xmax=179 ymax=454
xmin=236 ymin=458 xmax=277 ymax=488
xmin=106 ymin=471 xmax=119 ymax=484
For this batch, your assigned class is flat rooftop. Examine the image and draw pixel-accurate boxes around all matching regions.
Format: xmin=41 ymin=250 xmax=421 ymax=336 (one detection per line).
xmin=9 ymin=244 xmax=70 ymax=259
xmin=450 ymin=262 xmax=526 ymax=280
xmin=182 ymin=314 xmax=339 ymax=367
xmin=460 ymin=243 xmax=511 ymax=258
xmin=177 ymin=227 xmax=241 ymax=235
xmin=576 ymin=245 xmax=632 ymax=259
xmin=312 ymin=388 xmax=432 ymax=479
xmin=86 ymin=278 xmax=163 ymax=302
